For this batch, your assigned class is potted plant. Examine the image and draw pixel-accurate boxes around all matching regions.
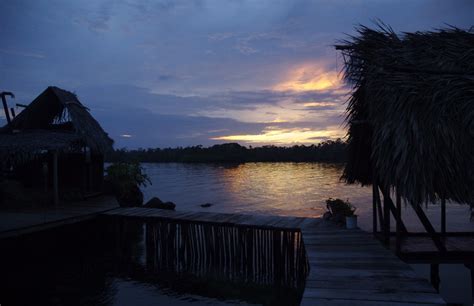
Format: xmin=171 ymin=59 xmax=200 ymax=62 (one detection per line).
xmin=344 ymin=202 xmax=358 ymax=229
xmin=326 ymin=198 xmax=357 ymax=229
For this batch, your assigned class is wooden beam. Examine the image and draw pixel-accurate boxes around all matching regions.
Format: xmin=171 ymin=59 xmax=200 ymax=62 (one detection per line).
xmin=383 ymin=187 xmax=390 ymax=246
xmin=53 ymin=150 xmax=59 ymax=207
xmin=412 ymin=203 xmax=447 ymax=252
xmin=372 ymin=183 xmax=377 ymax=234
xmin=374 ymin=182 xmax=384 ymax=233
xmin=380 ymin=187 xmax=408 ymax=233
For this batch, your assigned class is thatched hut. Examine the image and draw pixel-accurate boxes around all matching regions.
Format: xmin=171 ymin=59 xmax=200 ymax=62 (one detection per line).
xmin=336 ymin=25 xmax=474 ymax=252
xmin=0 ymin=86 xmax=113 ymax=206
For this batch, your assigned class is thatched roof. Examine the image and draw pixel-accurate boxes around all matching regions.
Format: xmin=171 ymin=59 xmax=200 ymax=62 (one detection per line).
xmin=337 ymin=25 xmax=474 ymax=205
xmin=0 ymin=86 xmax=113 ymax=160
xmin=0 ymin=130 xmax=83 ymax=163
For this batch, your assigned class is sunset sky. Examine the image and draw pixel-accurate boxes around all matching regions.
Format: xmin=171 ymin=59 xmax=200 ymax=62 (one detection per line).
xmin=1 ymin=0 xmax=473 ymax=148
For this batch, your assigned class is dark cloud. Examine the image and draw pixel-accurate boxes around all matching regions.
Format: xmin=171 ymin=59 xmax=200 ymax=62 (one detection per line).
xmin=2 ymin=0 xmax=473 ymax=146
xmin=74 ymin=84 xmax=345 ymax=116
xmin=94 ymin=106 xmax=267 ymax=148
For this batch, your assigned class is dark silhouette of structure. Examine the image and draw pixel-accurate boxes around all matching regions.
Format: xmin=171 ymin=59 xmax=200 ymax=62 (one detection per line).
xmin=0 ymin=86 xmax=113 ymax=206
xmin=337 ymin=24 xmax=474 ymax=291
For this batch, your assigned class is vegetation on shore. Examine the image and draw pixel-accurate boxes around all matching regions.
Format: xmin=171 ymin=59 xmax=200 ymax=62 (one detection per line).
xmin=106 ymin=139 xmax=346 ymax=163
xmin=105 ymin=162 xmax=151 ymax=206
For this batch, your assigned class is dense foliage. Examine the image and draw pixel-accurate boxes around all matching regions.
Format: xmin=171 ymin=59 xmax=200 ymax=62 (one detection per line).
xmin=105 ymin=162 xmax=151 ymax=207
xmin=106 ymin=162 xmax=151 ymax=188
xmin=106 ymin=139 xmax=347 ymax=163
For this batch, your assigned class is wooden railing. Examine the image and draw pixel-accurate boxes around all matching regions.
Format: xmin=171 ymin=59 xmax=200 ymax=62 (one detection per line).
xmin=143 ymin=219 xmax=309 ymax=288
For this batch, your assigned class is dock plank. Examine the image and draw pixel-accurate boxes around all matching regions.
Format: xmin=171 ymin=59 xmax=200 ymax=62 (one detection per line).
xmin=0 ymin=196 xmax=118 ymax=239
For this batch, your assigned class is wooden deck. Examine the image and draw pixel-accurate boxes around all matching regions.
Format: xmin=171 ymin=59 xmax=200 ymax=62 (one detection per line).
xmin=103 ymin=207 xmax=446 ymax=305
xmin=0 ymin=196 xmax=118 ymax=239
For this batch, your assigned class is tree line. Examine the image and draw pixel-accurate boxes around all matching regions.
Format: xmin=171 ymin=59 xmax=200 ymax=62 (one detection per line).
xmin=107 ymin=139 xmax=347 ymax=163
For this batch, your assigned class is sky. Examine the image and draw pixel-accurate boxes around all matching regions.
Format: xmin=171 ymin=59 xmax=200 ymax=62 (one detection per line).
xmin=1 ymin=0 xmax=473 ymax=148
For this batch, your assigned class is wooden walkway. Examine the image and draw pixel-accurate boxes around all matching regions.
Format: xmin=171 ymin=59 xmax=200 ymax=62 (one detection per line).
xmin=0 ymin=196 xmax=118 ymax=239
xmin=103 ymin=207 xmax=446 ymax=305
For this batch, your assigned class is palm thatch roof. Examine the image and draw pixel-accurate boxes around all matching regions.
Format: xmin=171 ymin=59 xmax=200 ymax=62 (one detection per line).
xmin=0 ymin=86 xmax=113 ymax=162
xmin=336 ymin=25 xmax=474 ymax=205
xmin=0 ymin=130 xmax=83 ymax=164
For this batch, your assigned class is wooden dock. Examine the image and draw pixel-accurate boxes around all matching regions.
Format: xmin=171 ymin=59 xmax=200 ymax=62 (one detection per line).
xmin=103 ymin=207 xmax=446 ymax=305
xmin=0 ymin=196 xmax=118 ymax=239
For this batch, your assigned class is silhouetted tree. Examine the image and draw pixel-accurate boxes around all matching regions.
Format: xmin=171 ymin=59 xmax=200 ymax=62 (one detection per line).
xmin=107 ymin=139 xmax=347 ymax=163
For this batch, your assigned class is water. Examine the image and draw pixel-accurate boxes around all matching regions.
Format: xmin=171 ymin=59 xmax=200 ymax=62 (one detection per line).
xmin=140 ymin=162 xmax=474 ymax=233
xmin=141 ymin=162 xmax=370 ymax=220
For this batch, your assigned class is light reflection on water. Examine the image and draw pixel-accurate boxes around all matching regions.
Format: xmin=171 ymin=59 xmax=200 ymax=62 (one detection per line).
xmin=141 ymin=163 xmax=370 ymax=218
xmin=140 ymin=162 xmax=474 ymax=232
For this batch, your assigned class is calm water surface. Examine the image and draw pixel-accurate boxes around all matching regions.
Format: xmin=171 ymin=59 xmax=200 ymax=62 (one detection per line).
xmin=141 ymin=162 xmax=474 ymax=232
xmin=142 ymin=163 xmax=369 ymax=219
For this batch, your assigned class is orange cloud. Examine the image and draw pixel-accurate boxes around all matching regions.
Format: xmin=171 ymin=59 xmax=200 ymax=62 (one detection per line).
xmin=302 ymin=101 xmax=337 ymax=108
xmin=273 ymin=64 xmax=342 ymax=92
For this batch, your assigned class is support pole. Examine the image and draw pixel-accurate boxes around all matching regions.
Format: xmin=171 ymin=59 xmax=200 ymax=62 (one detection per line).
xmin=430 ymin=264 xmax=440 ymax=293
xmin=441 ymin=199 xmax=446 ymax=236
xmin=380 ymin=187 xmax=408 ymax=233
xmin=42 ymin=161 xmax=49 ymax=193
xmin=53 ymin=150 xmax=59 ymax=207
xmin=396 ymin=191 xmax=402 ymax=254
xmin=383 ymin=186 xmax=391 ymax=246
xmin=372 ymin=183 xmax=378 ymax=234
xmin=469 ymin=264 xmax=474 ymax=303
xmin=0 ymin=92 xmax=13 ymax=125
xmin=374 ymin=182 xmax=384 ymax=234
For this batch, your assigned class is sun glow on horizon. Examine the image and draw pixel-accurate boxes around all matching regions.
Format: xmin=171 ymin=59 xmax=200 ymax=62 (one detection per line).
xmin=211 ymin=126 xmax=345 ymax=145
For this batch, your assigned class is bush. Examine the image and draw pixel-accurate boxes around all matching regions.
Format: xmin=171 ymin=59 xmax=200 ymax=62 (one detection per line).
xmin=105 ymin=162 xmax=151 ymax=207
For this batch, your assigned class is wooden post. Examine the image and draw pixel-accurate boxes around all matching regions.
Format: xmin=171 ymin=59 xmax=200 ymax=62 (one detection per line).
xmin=372 ymin=182 xmax=378 ymax=234
xmin=374 ymin=182 xmax=384 ymax=234
xmin=396 ymin=191 xmax=402 ymax=254
xmin=430 ymin=264 xmax=440 ymax=293
xmin=85 ymin=148 xmax=92 ymax=192
xmin=1 ymin=93 xmax=12 ymax=125
xmin=383 ymin=186 xmax=391 ymax=246
xmin=471 ymin=265 xmax=474 ymax=304
xmin=441 ymin=199 xmax=446 ymax=236
xmin=380 ymin=187 xmax=408 ymax=233
xmin=53 ymin=150 xmax=59 ymax=207
xmin=466 ymin=263 xmax=474 ymax=303
xmin=42 ymin=161 xmax=49 ymax=193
